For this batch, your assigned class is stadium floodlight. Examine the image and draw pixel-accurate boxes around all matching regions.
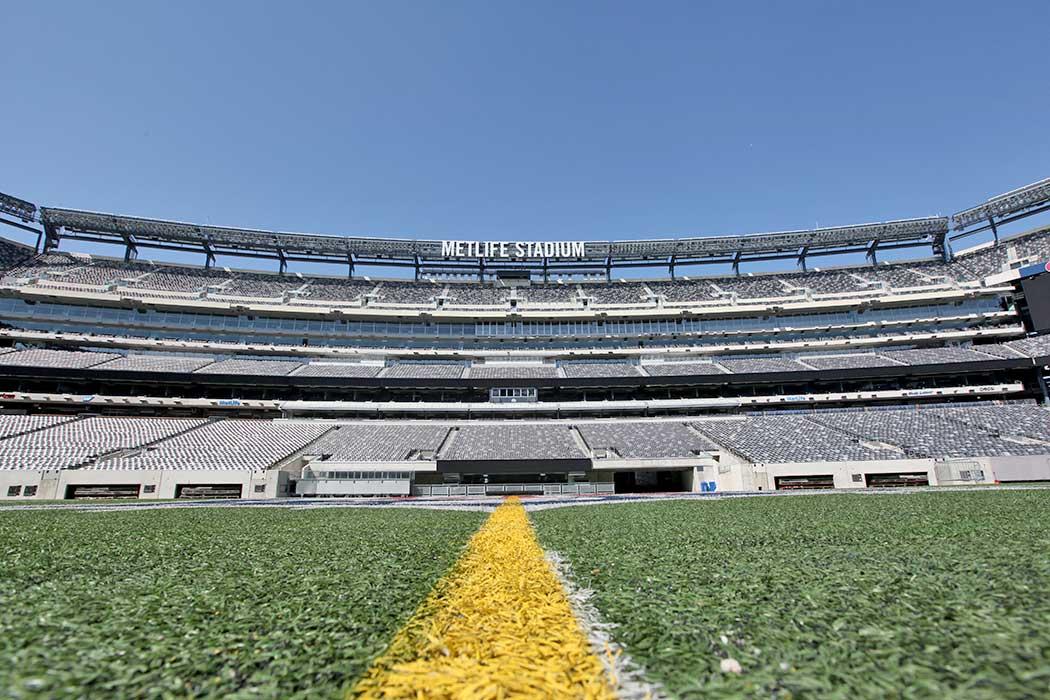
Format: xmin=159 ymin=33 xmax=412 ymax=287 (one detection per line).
xmin=952 ymin=177 xmax=1050 ymax=230
xmin=0 ymin=192 xmax=38 ymax=223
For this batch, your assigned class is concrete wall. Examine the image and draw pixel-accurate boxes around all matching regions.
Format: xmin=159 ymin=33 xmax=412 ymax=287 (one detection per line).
xmin=296 ymin=478 xmax=411 ymax=496
xmin=0 ymin=469 xmax=282 ymax=500
xmin=750 ymin=458 xmax=942 ymax=490
xmin=0 ymin=470 xmax=55 ymax=499
xmin=1 ymin=455 xmax=1043 ymax=501
xmin=981 ymin=455 xmax=1050 ymax=482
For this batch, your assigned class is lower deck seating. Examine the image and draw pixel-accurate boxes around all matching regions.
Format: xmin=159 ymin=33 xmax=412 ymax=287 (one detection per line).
xmin=0 ymin=417 xmax=208 ymax=470
xmin=95 ymin=420 xmax=330 ymax=471
xmin=0 ymin=403 xmax=1046 ymax=471
xmin=441 ymin=424 xmax=585 ymax=461
xmin=307 ymin=424 xmax=451 ymax=461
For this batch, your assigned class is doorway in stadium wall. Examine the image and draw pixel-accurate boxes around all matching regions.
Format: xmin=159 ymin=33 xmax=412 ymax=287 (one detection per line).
xmin=613 ymin=469 xmax=690 ymax=493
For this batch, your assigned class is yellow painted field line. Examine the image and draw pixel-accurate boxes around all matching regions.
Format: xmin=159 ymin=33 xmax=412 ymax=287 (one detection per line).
xmin=351 ymin=498 xmax=616 ymax=699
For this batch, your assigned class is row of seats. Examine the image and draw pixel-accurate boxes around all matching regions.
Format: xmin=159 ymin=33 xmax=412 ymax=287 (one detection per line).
xmin=308 ymin=424 xmax=451 ymax=461
xmin=441 ymin=424 xmax=584 ymax=461
xmin=576 ymin=422 xmax=715 ymax=459
xmin=693 ymin=403 xmax=1050 ymax=462
xmin=0 ymin=416 xmax=207 ymax=470
xmin=0 ymin=239 xmax=31 ymax=271
xmin=0 ymin=414 xmax=76 ymax=440
xmin=695 ymin=415 xmax=902 ymax=463
xmin=5 ymin=228 xmax=1047 ymax=306
xmin=0 ymin=403 xmax=1046 ymax=469
xmin=0 ymin=337 xmax=1044 ymax=379
xmin=97 ymin=421 xmax=329 ymax=471
xmin=809 ymin=410 xmax=1046 ymax=459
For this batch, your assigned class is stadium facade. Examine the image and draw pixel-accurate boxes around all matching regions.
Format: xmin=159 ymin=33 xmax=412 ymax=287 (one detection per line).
xmin=0 ymin=179 xmax=1048 ymax=500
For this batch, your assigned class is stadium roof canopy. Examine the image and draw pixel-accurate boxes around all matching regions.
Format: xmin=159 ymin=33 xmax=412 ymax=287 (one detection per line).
xmin=10 ymin=177 xmax=1049 ymax=276
xmin=951 ymin=177 xmax=1050 ymax=240
xmin=24 ymin=206 xmax=949 ymax=276
xmin=0 ymin=192 xmax=37 ymax=223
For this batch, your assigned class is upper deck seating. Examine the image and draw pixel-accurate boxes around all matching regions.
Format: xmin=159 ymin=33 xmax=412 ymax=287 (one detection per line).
xmin=374 ymin=281 xmax=444 ymax=305
xmin=443 ymin=284 xmax=510 ymax=306
xmin=0 ymin=239 xmax=32 ymax=271
xmin=582 ymin=282 xmax=650 ymax=305
xmin=518 ymin=284 xmax=579 ymax=305
xmin=296 ymin=278 xmax=377 ymax=303
xmin=1 ymin=253 xmax=83 ymax=282
xmin=137 ymin=266 xmax=232 ymax=293
xmin=0 ymin=228 xmax=1047 ymax=308
xmin=220 ymin=273 xmax=305 ymax=298
xmin=715 ymin=276 xmax=800 ymax=299
xmin=645 ymin=280 xmax=720 ymax=303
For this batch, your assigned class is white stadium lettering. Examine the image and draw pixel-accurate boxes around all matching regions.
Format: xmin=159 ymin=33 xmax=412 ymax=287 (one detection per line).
xmin=437 ymin=240 xmax=590 ymax=259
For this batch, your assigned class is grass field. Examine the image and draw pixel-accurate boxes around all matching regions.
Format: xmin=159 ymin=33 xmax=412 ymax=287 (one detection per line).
xmin=3 ymin=492 xmax=1049 ymax=699
xmin=0 ymin=507 xmax=484 ymax=699
xmin=533 ymin=491 xmax=1050 ymax=699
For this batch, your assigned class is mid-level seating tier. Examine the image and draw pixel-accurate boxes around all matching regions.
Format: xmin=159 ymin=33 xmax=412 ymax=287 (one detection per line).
xmin=0 ymin=335 xmax=1042 ymax=384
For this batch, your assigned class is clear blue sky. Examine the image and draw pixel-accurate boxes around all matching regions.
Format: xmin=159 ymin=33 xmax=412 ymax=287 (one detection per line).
xmin=2 ymin=1 xmax=1049 ymax=265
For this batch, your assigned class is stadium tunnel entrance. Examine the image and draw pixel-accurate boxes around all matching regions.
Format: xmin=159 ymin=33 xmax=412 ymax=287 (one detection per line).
xmin=612 ymin=469 xmax=691 ymax=493
xmin=429 ymin=459 xmax=695 ymax=494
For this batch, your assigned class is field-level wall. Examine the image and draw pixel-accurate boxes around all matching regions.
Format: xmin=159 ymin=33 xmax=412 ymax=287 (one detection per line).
xmin=0 ymin=469 xmax=288 ymax=500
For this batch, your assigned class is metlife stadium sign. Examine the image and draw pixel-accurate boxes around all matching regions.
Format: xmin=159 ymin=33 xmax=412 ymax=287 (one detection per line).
xmin=441 ymin=240 xmax=586 ymax=259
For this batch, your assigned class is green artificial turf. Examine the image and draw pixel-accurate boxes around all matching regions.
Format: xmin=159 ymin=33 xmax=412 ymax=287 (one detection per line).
xmin=533 ymin=492 xmax=1050 ymax=699
xmin=0 ymin=507 xmax=484 ymax=699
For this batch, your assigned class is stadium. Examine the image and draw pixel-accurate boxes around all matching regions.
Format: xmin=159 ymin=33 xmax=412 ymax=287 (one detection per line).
xmin=8 ymin=2 xmax=1050 ymax=695
xmin=2 ymin=178 xmax=1050 ymax=698
xmin=0 ymin=178 xmax=1047 ymax=502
